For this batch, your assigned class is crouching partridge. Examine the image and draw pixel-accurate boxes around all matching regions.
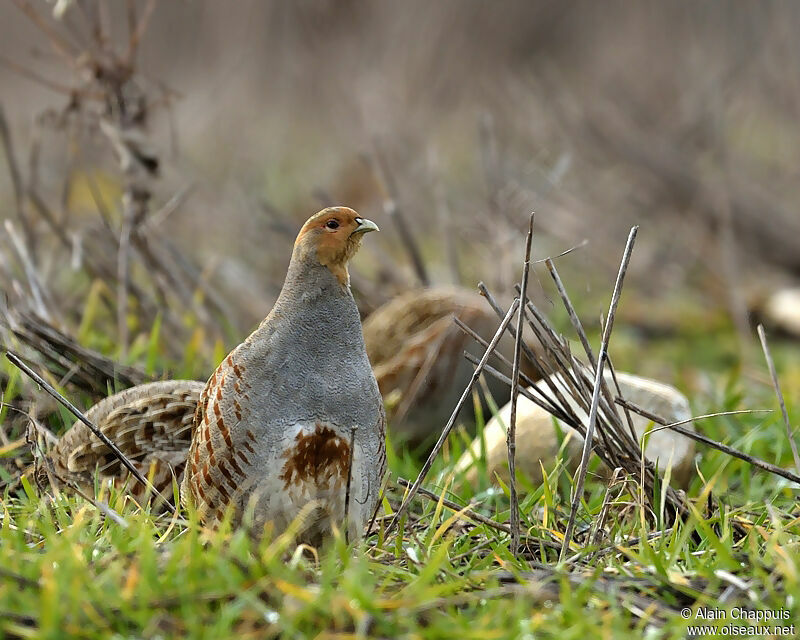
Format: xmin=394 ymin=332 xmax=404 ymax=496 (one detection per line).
xmin=181 ymin=207 xmax=386 ymax=545
xmin=46 ymin=380 xmax=204 ymax=500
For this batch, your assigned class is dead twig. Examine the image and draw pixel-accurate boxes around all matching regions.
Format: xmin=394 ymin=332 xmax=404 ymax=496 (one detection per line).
xmin=508 ymin=212 xmax=534 ymax=554
xmin=10 ymin=0 xmax=80 ymax=66
xmin=0 ymin=53 xmax=78 ymax=94
xmin=396 ymin=477 xmax=562 ymax=552
xmin=757 ymin=324 xmax=800 ymax=476
xmin=545 ymin=259 xmax=639 ymax=455
xmin=560 ymin=226 xmax=638 ymax=561
xmin=126 ymin=0 xmax=157 ymax=64
xmin=3 ymin=221 xmax=51 ymax=321
xmin=616 ymin=398 xmax=800 ymax=485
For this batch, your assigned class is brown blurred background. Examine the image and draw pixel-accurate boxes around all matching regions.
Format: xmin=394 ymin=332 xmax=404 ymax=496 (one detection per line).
xmin=2 ymin=1 xmax=800 ymax=368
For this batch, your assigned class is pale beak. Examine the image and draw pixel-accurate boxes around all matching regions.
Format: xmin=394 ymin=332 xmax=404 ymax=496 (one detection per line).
xmin=353 ymin=217 xmax=379 ymax=234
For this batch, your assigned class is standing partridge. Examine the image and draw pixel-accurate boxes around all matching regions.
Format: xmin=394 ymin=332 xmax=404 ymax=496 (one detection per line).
xmin=181 ymin=207 xmax=385 ymax=545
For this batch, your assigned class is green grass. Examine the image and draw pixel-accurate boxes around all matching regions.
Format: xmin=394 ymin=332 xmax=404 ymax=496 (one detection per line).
xmin=1 ymin=318 xmax=799 ymax=639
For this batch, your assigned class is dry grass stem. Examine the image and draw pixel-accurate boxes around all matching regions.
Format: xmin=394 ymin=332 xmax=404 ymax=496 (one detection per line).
xmin=616 ymin=397 xmax=800 ymax=485
xmin=559 ymin=226 xmax=639 ymax=561
xmin=508 ymin=212 xmax=535 ymax=554
xmin=396 ymin=477 xmax=562 ymax=552
xmin=757 ymin=324 xmax=800 ymax=476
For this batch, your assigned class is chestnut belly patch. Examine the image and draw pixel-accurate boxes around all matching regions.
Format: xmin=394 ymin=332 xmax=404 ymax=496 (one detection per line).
xmin=279 ymin=423 xmax=352 ymax=492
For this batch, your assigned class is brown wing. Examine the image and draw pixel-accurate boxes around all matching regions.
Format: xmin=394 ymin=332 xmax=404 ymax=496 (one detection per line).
xmin=48 ymin=380 xmax=204 ymax=495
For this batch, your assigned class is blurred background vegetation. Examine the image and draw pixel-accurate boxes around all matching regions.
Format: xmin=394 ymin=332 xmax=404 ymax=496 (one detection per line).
xmin=1 ymin=0 xmax=799 ymax=419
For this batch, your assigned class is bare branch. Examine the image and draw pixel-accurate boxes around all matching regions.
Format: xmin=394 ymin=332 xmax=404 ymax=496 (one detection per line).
xmin=757 ymin=324 xmax=800 ymax=476
xmin=560 ymin=226 xmax=638 ymax=561
xmin=508 ymin=212 xmax=534 ymax=554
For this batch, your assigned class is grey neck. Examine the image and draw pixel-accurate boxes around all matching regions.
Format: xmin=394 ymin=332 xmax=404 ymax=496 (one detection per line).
xmin=272 ymin=252 xmax=354 ymax=319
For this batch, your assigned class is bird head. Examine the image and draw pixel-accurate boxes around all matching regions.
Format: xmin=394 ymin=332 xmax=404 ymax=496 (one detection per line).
xmin=294 ymin=207 xmax=379 ymax=286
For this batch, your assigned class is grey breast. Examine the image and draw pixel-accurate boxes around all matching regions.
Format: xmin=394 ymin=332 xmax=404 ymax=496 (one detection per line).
xmin=239 ymin=267 xmax=382 ymax=435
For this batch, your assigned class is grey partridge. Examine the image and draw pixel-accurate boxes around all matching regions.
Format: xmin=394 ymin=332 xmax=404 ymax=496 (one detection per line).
xmin=46 ymin=380 xmax=204 ymax=501
xmin=181 ymin=207 xmax=385 ymax=544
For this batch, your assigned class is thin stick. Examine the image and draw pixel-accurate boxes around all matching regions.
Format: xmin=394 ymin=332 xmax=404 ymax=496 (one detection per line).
xmin=546 ymin=258 xmax=595 ymax=368
xmin=5 ymin=351 xmax=176 ymax=512
xmin=453 ymin=317 xmax=566 ymax=421
xmin=545 ymin=260 xmax=638 ymax=447
xmin=588 ymin=467 xmax=625 ymax=550
xmin=508 ymin=212 xmax=534 ymax=554
xmin=479 ymin=282 xmax=580 ymax=427
xmin=757 ymin=324 xmax=800 ymax=476
xmin=364 ymin=473 xmax=390 ymax=539
xmin=64 ymin=477 xmax=130 ymax=529
xmin=0 ymin=54 xmax=81 ymax=95
xmin=530 ymin=240 xmax=588 ymax=265
xmin=10 ymin=0 xmax=79 ymax=64
xmin=462 ymin=351 xmax=574 ymax=424
xmin=616 ymin=397 xmax=800 ymax=485
xmin=3 ymin=220 xmax=50 ymax=320
xmin=560 ymin=226 xmax=638 ymax=561
xmin=127 ymin=0 xmax=157 ymax=63
xmin=477 ymin=283 xmax=542 ymax=376
xmin=386 ymin=298 xmax=520 ymax=534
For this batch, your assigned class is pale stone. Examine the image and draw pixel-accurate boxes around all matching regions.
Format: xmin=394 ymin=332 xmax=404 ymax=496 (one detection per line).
xmin=455 ymin=371 xmax=697 ymax=488
xmin=763 ymin=288 xmax=800 ymax=336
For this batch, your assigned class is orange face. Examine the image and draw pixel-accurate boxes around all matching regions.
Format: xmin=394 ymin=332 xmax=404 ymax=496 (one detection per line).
xmin=295 ymin=207 xmax=379 ymax=285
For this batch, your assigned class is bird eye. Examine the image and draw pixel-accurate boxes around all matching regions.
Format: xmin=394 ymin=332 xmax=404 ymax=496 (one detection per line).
xmin=325 ymin=219 xmax=340 ymax=229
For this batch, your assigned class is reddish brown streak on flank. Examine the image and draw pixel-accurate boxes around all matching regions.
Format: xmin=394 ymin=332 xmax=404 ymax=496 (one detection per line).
xmin=215 ymin=477 xmax=231 ymax=501
xmin=227 ymin=455 xmax=244 ymax=477
xmin=204 ymin=434 xmax=216 ymax=465
xmin=219 ymin=423 xmax=233 ymax=448
xmin=217 ymin=459 xmax=238 ymax=490
xmin=279 ymin=424 xmax=351 ymax=490
xmin=195 ymin=482 xmax=207 ymax=502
